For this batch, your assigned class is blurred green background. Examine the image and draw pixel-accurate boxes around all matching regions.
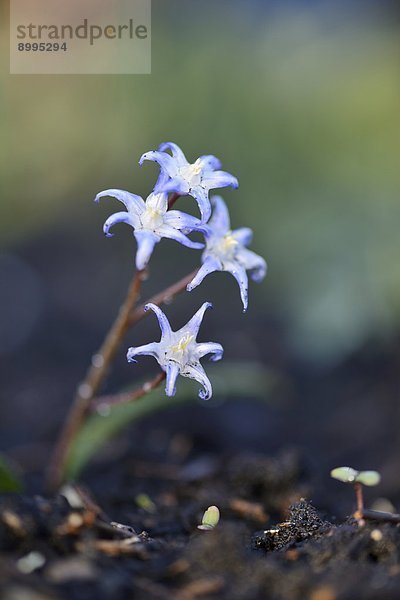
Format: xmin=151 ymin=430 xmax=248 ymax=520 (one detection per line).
xmin=1 ymin=0 xmax=399 ymax=369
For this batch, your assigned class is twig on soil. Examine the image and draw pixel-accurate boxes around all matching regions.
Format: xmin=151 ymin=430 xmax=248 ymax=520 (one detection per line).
xmin=76 ymin=537 xmax=149 ymax=559
xmin=1 ymin=510 xmax=26 ymax=538
xmin=229 ymin=498 xmax=269 ymax=523
xmin=109 ymin=521 xmax=138 ymax=537
xmin=358 ymin=509 xmax=400 ymax=524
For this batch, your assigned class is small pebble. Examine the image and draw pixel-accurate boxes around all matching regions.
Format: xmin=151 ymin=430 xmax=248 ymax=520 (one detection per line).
xmin=310 ymin=586 xmax=336 ymax=600
xmin=17 ymin=551 xmax=46 ymax=574
xmin=68 ymin=512 xmax=84 ymax=528
xmin=60 ymin=485 xmax=84 ymax=509
xmin=370 ymin=529 xmax=383 ymax=542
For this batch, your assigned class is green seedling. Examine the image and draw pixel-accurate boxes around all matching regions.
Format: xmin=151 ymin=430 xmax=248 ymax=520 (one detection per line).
xmin=197 ymin=506 xmax=220 ymax=531
xmin=135 ymin=493 xmax=156 ymax=513
xmin=331 ymin=466 xmax=381 ymax=525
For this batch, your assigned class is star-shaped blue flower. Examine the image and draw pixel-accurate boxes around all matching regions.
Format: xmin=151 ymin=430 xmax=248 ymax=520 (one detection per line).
xmin=95 ymin=188 xmax=204 ymax=270
xmin=139 ymin=142 xmax=239 ymax=223
xmin=187 ymin=196 xmax=267 ymax=312
xmin=127 ymin=302 xmax=223 ymax=400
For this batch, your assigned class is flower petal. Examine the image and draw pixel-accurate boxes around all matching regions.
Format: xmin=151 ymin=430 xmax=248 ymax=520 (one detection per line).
xmin=181 ymin=363 xmax=213 ymax=400
xmin=139 ymin=150 xmax=178 ymax=178
xmin=145 ymin=191 xmax=168 ymax=213
xmin=195 ymin=342 xmax=224 ymax=362
xmin=190 ymin=185 xmax=211 ymax=223
xmin=225 ymin=262 xmax=249 ymax=312
xmin=198 ymin=155 xmax=222 ymax=170
xmin=186 ymin=256 xmax=221 ymax=291
xmin=134 ymin=231 xmax=159 ymax=270
xmin=154 ymin=170 xmax=170 ymax=192
xmin=127 ymin=342 xmax=160 ymax=363
xmin=237 ymin=248 xmax=267 ymax=282
xmin=103 ymin=211 xmax=137 ymax=237
xmin=155 ymin=176 xmax=189 ymax=195
xmin=165 ymin=362 xmax=180 ymax=396
xmin=144 ymin=303 xmax=173 ymax=339
xmin=95 ymin=189 xmax=145 ymax=215
xmin=163 ymin=210 xmax=204 ymax=233
xmin=232 ymin=227 xmax=253 ymax=246
xmin=158 ymin=142 xmax=188 ymax=167
xmin=157 ymin=224 xmax=204 ymax=250
xmin=208 ymin=196 xmax=231 ymax=234
xmin=202 ymin=171 xmax=239 ymax=191
xmin=183 ymin=302 xmax=213 ymax=338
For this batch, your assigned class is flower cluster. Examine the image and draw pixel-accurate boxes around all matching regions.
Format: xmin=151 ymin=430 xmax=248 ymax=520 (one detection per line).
xmin=96 ymin=142 xmax=267 ymax=400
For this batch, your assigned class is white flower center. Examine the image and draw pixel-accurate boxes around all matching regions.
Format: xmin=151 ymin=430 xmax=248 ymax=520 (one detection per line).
xmin=211 ymin=231 xmax=239 ymax=260
xmin=141 ymin=206 xmax=164 ymax=230
xmin=168 ymin=333 xmax=195 ymax=366
xmin=171 ymin=333 xmax=194 ymax=354
xmin=179 ymin=158 xmax=203 ymax=188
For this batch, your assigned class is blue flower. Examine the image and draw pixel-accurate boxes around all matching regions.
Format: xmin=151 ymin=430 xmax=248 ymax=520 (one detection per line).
xmin=187 ymin=196 xmax=267 ymax=312
xmin=139 ymin=142 xmax=239 ymax=223
xmin=127 ymin=302 xmax=223 ymax=400
xmin=95 ymin=188 xmax=204 ymax=270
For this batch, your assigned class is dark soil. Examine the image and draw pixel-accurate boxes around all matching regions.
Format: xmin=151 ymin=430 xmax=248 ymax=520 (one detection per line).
xmin=1 ymin=447 xmax=400 ymax=600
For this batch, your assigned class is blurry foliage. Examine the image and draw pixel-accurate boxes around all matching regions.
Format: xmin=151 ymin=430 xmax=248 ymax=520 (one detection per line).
xmin=1 ymin=2 xmax=400 ymax=362
xmin=65 ymin=361 xmax=274 ymax=480
xmin=0 ymin=455 xmax=23 ymax=493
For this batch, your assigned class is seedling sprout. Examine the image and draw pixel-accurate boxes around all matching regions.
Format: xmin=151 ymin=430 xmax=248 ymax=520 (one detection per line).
xmin=331 ymin=466 xmax=381 ymax=525
xmin=197 ymin=506 xmax=220 ymax=531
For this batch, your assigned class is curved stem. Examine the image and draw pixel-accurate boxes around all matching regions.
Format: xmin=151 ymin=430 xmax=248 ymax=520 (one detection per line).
xmin=47 ymin=268 xmax=147 ymax=490
xmin=47 ymin=193 xmax=186 ymax=490
xmin=127 ymin=268 xmax=199 ymax=328
xmin=168 ymin=192 xmax=180 ymax=209
xmin=92 ymin=371 xmax=166 ymax=412
xmin=353 ymin=482 xmax=365 ymax=526
xmin=354 ymin=482 xmax=364 ymax=514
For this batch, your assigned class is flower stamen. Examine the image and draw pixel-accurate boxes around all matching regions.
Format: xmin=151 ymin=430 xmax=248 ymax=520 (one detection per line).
xmin=171 ymin=333 xmax=194 ymax=354
xmin=141 ymin=206 xmax=164 ymax=229
xmin=179 ymin=159 xmax=203 ymax=188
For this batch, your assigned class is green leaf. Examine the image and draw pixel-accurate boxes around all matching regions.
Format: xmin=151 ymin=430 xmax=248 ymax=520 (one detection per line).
xmin=135 ymin=493 xmax=156 ymax=512
xmin=356 ymin=470 xmax=381 ymax=487
xmin=65 ymin=362 xmax=276 ymax=480
xmin=330 ymin=466 xmax=359 ymax=483
xmin=0 ymin=455 xmax=23 ymax=493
